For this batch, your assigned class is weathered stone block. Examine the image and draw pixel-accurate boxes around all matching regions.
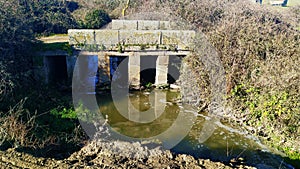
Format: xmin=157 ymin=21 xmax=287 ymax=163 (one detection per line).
xmin=155 ymin=55 xmax=169 ymax=85
xmin=95 ymin=30 xmax=119 ymax=48
xmin=68 ymin=29 xmax=95 ymax=45
xmin=161 ymin=30 xmax=195 ymax=49
xmin=155 ymin=73 xmax=168 ymax=85
xmin=112 ymin=20 xmax=138 ymax=30
xmin=119 ymin=30 xmax=161 ymax=45
xmin=157 ymin=55 xmax=169 ymax=65
xmin=97 ymin=53 xmax=110 ymax=84
xmin=129 ymin=53 xmax=140 ymax=86
xmin=138 ymin=20 xmax=159 ymax=30
xmin=159 ymin=21 xmax=171 ymax=30
xmin=129 ymin=66 xmax=140 ymax=86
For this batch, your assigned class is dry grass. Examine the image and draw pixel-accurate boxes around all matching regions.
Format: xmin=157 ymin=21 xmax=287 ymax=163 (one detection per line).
xmin=0 ymin=99 xmax=36 ymax=147
xmin=126 ymin=0 xmax=300 ymax=161
xmin=38 ymin=34 xmax=69 ymax=44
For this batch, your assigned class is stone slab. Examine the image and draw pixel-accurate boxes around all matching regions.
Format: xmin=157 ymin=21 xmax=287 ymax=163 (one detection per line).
xmin=157 ymin=55 xmax=169 ymax=65
xmin=155 ymin=73 xmax=168 ymax=85
xmin=112 ymin=20 xmax=138 ymax=30
xmin=129 ymin=53 xmax=140 ymax=65
xmin=161 ymin=30 xmax=195 ymax=49
xmin=129 ymin=68 xmax=140 ymax=86
xmin=111 ymin=20 xmax=173 ymax=30
xmin=159 ymin=21 xmax=171 ymax=30
xmin=97 ymin=53 xmax=110 ymax=84
xmin=138 ymin=20 xmax=160 ymax=30
xmin=128 ymin=53 xmax=140 ymax=86
xmin=95 ymin=30 xmax=119 ymax=48
xmin=155 ymin=55 xmax=168 ymax=85
xmin=68 ymin=29 xmax=95 ymax=45
xmin=119 ymin=30 xmax=161 ymax=45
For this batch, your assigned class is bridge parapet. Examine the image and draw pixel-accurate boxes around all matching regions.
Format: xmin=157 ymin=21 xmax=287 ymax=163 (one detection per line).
xmin=111 ymin=20 xmax=173 ymax=30
xmin=68 ymin=20 xmax=195 ymax=52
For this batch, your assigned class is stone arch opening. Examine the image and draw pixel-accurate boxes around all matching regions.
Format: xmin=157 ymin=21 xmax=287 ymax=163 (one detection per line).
xmin=168 ymin=55 xmax=183 ymax=84
xmin=44 ymin=55 xmax=68 ymax=84
xmin=109 ymin=56 xmax=128 ymax=87
xmin=140 ymin=56 xmax=158 ymax=86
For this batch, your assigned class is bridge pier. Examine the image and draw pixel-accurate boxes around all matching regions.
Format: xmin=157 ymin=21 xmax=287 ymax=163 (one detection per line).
xmin=74 ymin=51 xmax=187 ymax=89
xmin=97 ymin=52 xmax=110 ymax=85
xmin=128 ymin=53 xmax=141 ymax=87
xmin=155 ymin=55 xmax=169 ymax=86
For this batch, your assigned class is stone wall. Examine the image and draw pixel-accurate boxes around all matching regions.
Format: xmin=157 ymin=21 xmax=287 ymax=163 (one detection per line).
xmin=68 ymin=20 xmax=195 ymax=51
xmin=111 ymin=20 xmax=172 ymax=30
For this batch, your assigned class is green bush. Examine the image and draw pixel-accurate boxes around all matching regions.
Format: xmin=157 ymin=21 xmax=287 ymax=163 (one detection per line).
xmin=0 ymin=0 xmax=36 ymax=103
xmin=50 ymin=107 xmax=77 ymax=119
xmin=84 ymin=9 xmax=111 ymax=29
xmin=20 ymin=0 xmax=77 ymax=35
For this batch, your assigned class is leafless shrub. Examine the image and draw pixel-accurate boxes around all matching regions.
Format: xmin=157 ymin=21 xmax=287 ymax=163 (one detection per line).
xmin=129 ymin=0 xmax=300 ymax=154
xmin=0 ymin=99 xmax=87 ymax=149
xmin=0 ymin=99 xmax=36 ymax=147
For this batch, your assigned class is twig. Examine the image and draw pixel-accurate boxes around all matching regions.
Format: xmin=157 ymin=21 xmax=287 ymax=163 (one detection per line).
xmin=235 ymin=148 xmax=246 ymax=160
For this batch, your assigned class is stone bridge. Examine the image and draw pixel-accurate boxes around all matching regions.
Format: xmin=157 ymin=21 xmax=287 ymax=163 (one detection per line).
xmin=68 ymin=20 xmax=195 ymax=88
xmin=38 ymin=20 xmax=195 ymax=87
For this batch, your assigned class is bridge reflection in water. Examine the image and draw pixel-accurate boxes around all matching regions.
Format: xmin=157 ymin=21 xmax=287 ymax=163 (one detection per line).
xmin=96 ymin=91 xmax=292 ymax=168
xmin=98 ymin=90 xmax=186 ymax=137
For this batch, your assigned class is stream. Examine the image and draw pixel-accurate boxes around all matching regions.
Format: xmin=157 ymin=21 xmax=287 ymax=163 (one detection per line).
xmin=94 ymin=89 xmax=294 ymax=169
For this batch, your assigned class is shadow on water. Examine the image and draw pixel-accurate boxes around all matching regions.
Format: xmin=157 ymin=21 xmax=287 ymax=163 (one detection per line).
xmin=96 ymin=90 xmax=298 ymax=169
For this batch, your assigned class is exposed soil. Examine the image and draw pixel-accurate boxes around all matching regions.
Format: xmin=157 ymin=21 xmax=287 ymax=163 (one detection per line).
xmin=0 ymin=140 xmax=256 ymax=169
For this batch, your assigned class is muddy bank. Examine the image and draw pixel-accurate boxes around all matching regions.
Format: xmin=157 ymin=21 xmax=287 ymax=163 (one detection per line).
xmin=0 ymin=140 xmax=256 ymax=168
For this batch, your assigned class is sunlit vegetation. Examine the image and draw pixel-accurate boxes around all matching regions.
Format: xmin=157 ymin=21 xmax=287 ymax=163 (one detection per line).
xmin=0 ymin=0 xmax=299 ymax=167
xmin=128 ymin=0 xmax=300 ymax=165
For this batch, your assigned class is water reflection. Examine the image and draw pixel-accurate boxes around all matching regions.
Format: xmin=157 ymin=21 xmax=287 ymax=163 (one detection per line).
xmin=98 ymin=91 xmax=179 ymax=138
xmin=97 ymin=90 xmax=196 ymax=149
xmin=96 ymin=90 xmax=293 ymax=168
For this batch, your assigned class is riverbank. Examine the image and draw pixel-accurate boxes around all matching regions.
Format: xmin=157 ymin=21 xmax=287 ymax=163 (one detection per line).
xmin=0 ymin=140 xmax=255 ymax=169
xmin=166 ymin=0 xmax=300 ymax=166
xmin=0 ymin=0 xmax=298 ymax=168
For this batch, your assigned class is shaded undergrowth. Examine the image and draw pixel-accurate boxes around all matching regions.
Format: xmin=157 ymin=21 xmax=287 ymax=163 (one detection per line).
xmin=0 ymin=84 xmax=88 ymax=159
